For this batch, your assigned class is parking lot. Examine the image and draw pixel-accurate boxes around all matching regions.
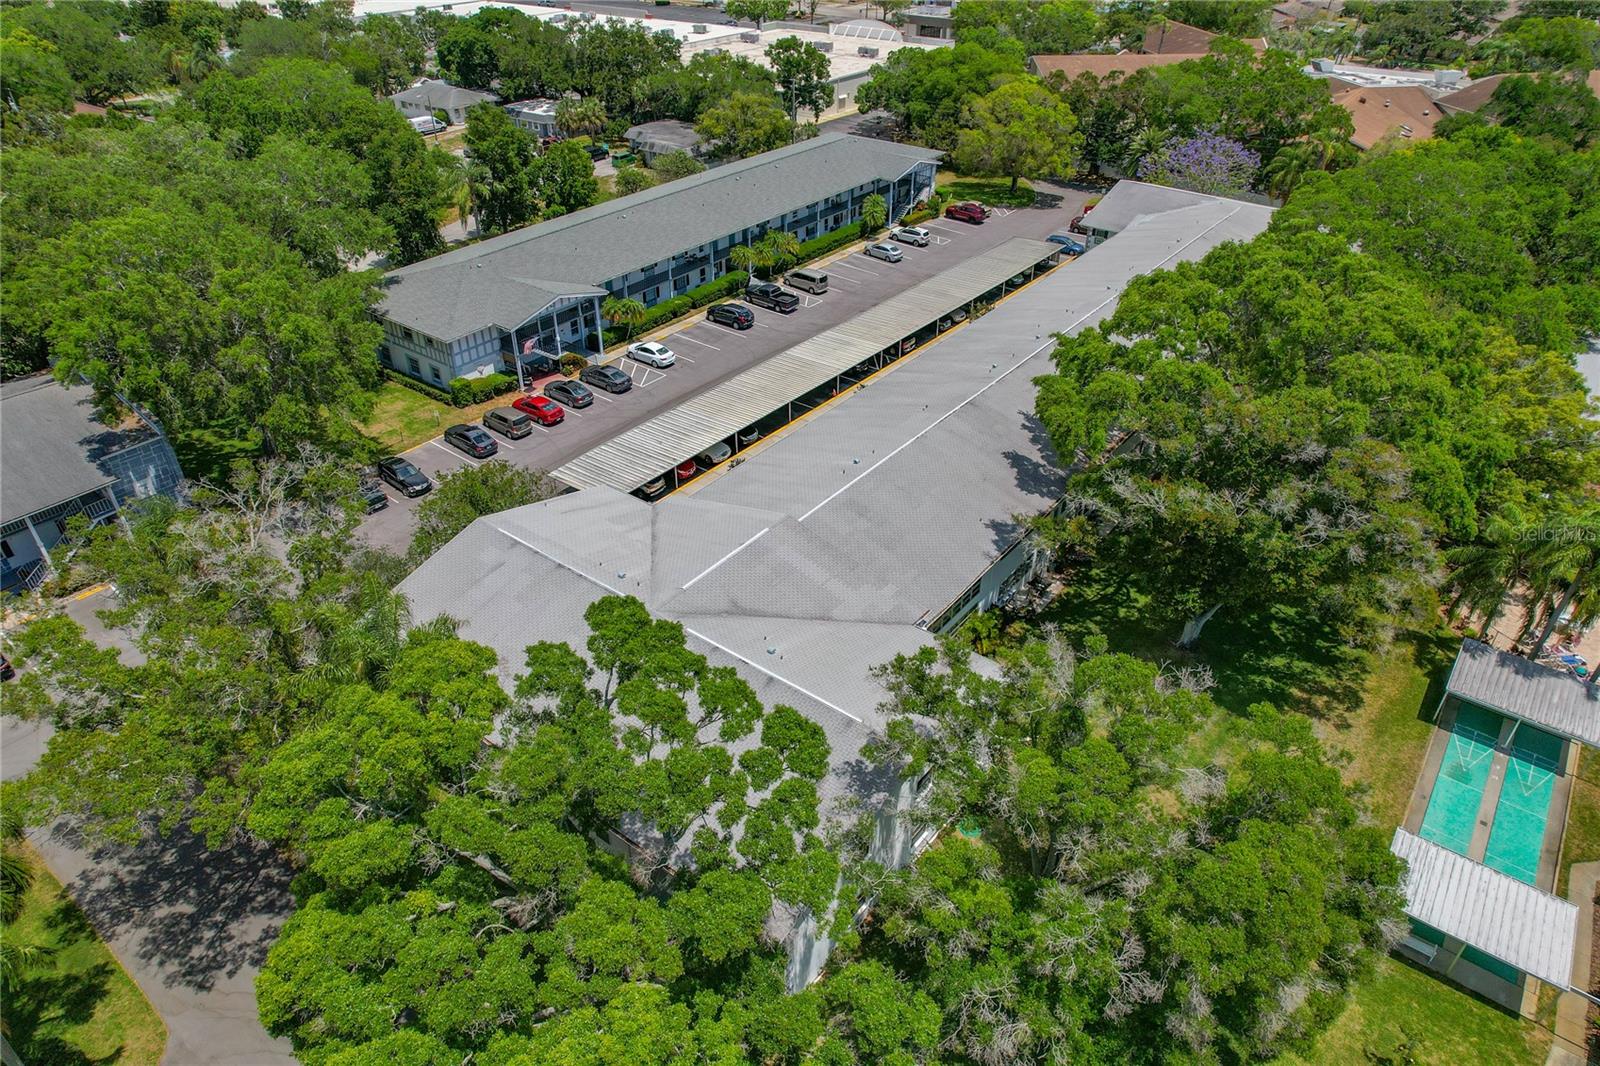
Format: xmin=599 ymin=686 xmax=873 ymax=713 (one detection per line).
xmin=359 ymin=182 xmax=1093 ymax=554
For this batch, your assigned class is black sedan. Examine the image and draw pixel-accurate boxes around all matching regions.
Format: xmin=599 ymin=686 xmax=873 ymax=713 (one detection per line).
xmin=707 ymin=303 xmax=754 ymax=329
xmin=443 ymin=423 xmax=499 ymax=458
xmin=376 ymin=456 xmax=433 ymax=497
xmin=580 ymin=364 xmax=633 ymax=394
xmin=545 ymin=379 xmax=595 ymax=408
xmin=358 ymin=479 xmax=389 ymax=514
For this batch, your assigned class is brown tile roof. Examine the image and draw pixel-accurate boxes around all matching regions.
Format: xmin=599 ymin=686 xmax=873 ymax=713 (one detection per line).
xmin=1029 ymin=52 xmax=1207 ymax=80
xmin=1331 ymin=85 xmax=1443 ymax=149
xmin=1141 ymin=20 xmax=1267 ymax=55
xmin=1142 ymin=19 xmax=1218 ymax=54
xmin=1436 ymin=73 xmax=1513 ymax=114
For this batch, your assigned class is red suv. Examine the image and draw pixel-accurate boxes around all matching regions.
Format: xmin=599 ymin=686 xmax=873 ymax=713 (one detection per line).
xmin=945 ymin=202 xmax=985 ymax=224
xmin=513 ymin=394 xmax=565 ymax=425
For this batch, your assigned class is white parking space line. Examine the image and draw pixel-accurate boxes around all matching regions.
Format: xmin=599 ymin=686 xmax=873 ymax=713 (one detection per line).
xmin=429 ymin=440 xmax=480 ymax=466
xmin=832 ymin=261 xmax=879 ymax=276
xmin=829 ymin=274 xmax=861 ymax=287
xmin=753 ymin=322 xmax=773 ymax=330
xmin=924 ymin=221 xmax=964 ymax=235
xmin=594 ymin=393 xmax=615 ymax=403
xmin=678 ymin=334 xmax=721 ymax=350
xmin=495 ymin=438 xmax=517 ymax=449
xmin=801 ymin=294 xmax=824 ymax=308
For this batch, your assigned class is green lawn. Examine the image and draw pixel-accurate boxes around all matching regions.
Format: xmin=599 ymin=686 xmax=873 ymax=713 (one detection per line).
xmin=170 ymin=423 xmax=262 ymax=485
xmin=936 ymin=170 xmax=1036 ymax=209
xmin=1276 ymin=956 xmax=1547 ymax=1066
xmin=5 ymin=847 xmax=167 ymax=1066
xmin=1558 ymin=746 xmax=1600 ymax=897
xmin=360 ymin=380 xmax=455 ymax=454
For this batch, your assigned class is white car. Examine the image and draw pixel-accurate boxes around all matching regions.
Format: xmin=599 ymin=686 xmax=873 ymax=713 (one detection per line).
xmin=890 ymin=225 xmax=930 ymax=246
xmin=626 ymin=340 xmax=676 ymax=368
xmin=865 ymin=241 xmax=904 ymax=263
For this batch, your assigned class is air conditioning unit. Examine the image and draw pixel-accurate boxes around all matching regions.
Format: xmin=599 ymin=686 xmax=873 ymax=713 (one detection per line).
xmin=692 ymin=23 xmax=707 ymax=33
xmin=815 ymin=40 xmax=833 ymax=53
xmin=858 ymin=46 xmax=879 ymax=58
xmin=740 ymin=31 xmax=760 ymax=43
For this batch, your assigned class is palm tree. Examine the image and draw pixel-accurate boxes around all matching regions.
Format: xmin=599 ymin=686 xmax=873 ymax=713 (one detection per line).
xmin=452 ymin=159 xmax=489 ymax=237
xmin=1263 ymin=145 xmax=1312 ymax=201
xmin=601 ymin=296 xmax=647 ymax=341
xmin=757 ymin=230 xmax=800 ymax=274
xmin=1527 ymin=502 xmax=1600 ymax=658
xmin=1443 ymin=504 xmax=1540 ymax=639
xmin=556 ymin=97 xmax=607 ymax=140
xmin=860 ymin=193 xmax=887 ymax=236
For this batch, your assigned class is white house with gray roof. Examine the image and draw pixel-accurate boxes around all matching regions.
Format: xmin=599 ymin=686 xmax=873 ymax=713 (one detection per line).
xmin=388 ymin=78 xmax=498 ymax=126
xmin=375 ymin=133 xmax=940 ymax=387
xmin=397 ymin=186 xmax=1274 ymax=987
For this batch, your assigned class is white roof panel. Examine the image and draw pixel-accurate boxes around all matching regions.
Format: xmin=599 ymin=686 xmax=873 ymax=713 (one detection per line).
xmin=553 ymin=238 xmax=1060 ymax=492
xmin=1391 ymin=828 xmax=1578 ymax=987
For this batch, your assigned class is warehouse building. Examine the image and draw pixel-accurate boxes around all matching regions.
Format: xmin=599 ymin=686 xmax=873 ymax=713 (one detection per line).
xmin=376 ymin=133 xmax=940 ymax=387
xmin=398 ymin=183 xmax=1274 ymax=988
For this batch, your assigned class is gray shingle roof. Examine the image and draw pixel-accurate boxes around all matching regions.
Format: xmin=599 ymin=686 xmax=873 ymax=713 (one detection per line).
xmin=388 ymin=79 xmax=498 ymax=112
xmin=1 ymin=376 xmax=127 ymax=523
xmin=1447 ymin=639 xmax=1600 ymax=748
xmin=378 ymin=133 xmax=942 ymax=341
xmin=1080 ymin=179 xmax=1268 ymax=235
xmin=398 ymin=183 xmax=1277 ymax=959
xmin=624 ymin=119 xmax=703 ymax=154
xmin=1391 ymin=828 xmax=1578 ymax=987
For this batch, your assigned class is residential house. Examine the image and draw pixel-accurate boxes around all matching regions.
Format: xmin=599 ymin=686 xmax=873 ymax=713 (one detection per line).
xmin=1 ymin=376 xmax=183 ymax=593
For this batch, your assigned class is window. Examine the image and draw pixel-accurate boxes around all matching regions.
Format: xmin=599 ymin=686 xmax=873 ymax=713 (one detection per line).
xmin=1 ymin=540 xmax=12 ymax=559
xmin=430 ymin=366 xmax=443 ymax=382
xmin=407 ymin=357 xmax=421 ymax=375
xmin=379 ymin=345 xmax=392 ymax=366
xmin=403 ymin=327 xmax=415 ymax=341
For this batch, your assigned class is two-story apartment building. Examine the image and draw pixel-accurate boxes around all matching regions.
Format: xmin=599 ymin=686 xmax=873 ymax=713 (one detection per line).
xmin=1 ymin=376 xmax=183 ymax=593
xmin=376 ymin=133 xmax=941 ymax=386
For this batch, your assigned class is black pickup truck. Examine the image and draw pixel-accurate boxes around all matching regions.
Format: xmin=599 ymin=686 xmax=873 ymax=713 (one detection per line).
xmin=745 ymin=281 xmax=799 ymax=313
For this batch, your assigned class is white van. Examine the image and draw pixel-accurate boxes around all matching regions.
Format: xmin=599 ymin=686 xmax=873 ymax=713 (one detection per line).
xmin=787 ymin=267 xmax=828 ymax=294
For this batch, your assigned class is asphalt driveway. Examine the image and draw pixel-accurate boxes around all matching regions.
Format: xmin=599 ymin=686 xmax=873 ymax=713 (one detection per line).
xmin=2 ymin=587 xmax=295 ymax=1066
xmin=359 ymin=183 xmax=1091 ymax=554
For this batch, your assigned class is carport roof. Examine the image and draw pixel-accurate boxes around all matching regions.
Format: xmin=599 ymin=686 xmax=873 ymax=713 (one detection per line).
xmin=1446 ymin=639 xmax=1600 ymax=749
xmin=551 ymin=237 xmax=1061 ymax=493
xmin=1391 ymin=828 xmax=1578 ymax=988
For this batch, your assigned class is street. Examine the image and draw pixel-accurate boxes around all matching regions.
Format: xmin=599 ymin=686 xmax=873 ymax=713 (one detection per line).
xmin=358 ymin=182 xmax=1091 ymax=554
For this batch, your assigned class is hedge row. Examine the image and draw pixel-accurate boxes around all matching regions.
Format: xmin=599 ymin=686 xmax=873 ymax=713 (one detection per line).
xmin=448 ymin=371 xmax=517 ymax=407
xmin=602 ymin=270 xmax=751 ymax=346
xmin=382 ymin=368 xmax=453 ymax=407
xmin=795 ymin=222 xmax=866 ymax=263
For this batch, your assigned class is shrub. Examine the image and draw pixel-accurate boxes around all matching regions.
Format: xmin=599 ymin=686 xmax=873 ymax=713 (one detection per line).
xmin=448 ymin=371 xmax=516 ymax=407
xmin=901 ymin=206 xmax=936 ymax=226
xmin=383 ymin=369 xmax=454 ymax=406
xmin=559 ymin=352 xmax=588 ymax=376
xmin=685 ymin=270 xmax=747 ymax=308
xmin=795 ymin=222 xmax=864 ymax=264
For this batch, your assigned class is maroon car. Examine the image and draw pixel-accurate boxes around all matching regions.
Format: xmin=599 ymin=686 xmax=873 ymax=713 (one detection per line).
xmin=945 ymin=202 xmax=986 ymax=224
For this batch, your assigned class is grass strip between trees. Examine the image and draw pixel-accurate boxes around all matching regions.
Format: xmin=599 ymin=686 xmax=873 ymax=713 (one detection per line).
xmin=5 ymin=844 xmax=166 ymax=1066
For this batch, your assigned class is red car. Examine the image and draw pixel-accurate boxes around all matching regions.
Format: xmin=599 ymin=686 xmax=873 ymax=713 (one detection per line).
xmin=945 ymin=202 xmax=985 ymax=224
xmin=513 ymin=394 xmax=565 ymax=425
xmin=675 ymin=459 xmax=698 ymax=481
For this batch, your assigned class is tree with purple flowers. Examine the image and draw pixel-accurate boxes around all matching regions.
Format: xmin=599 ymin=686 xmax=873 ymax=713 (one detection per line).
xmin=1136 ymin=129 xmax=1260 ymax=196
